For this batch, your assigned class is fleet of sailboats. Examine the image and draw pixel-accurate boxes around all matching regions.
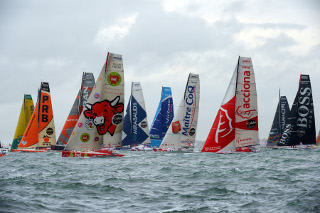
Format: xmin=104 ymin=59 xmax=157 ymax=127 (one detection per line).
xmin=277 ymin=74 xmax=316 ymax=149
xmin=202 ymin=57 xmax=259 ymax=153
xmin=3 ymin=54 xmax=319 ymax=157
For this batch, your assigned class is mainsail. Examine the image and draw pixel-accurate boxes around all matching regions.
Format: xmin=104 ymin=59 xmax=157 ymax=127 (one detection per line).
xmin=149 ymin=87 xmax=174 ymax=147
xmin=65 ymin=52 xmax=125 ymax=151
xmin=278 ymin=74 xmax=316 ymax=146
xmin=18 ymin=82 xmax=56 ymax=149
xmin=56 ymin=72 xmax=95 ymax=146
xmin=122 ymin=82 xmax=150 ymax=146
xmin=266 ymin=96 xmax=290 ymax=147
xmin=202 ymin=57 xmax=259 ymax=153
xmin=11 ymin=95 xmax=34 ymax=150
xmin=159 ymin=73 xmax=200 ymax=150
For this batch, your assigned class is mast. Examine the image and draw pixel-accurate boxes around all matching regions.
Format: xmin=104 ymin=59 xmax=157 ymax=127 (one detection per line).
xmin=235 ymin=56 xmax=240 ymax=103
xmin=278 ymin=89 xmax=281 ymax=138
xmin=79 ymin=72 xmax=84 ymax=113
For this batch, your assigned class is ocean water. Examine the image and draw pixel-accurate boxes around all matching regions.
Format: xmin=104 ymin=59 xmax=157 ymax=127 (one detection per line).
xmin=1 ymin=149 xmax=319 ymax=213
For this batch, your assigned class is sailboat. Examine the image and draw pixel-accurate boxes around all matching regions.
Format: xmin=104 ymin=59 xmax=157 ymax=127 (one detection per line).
xmin=149 ymin=87 xmax=174 ymax=147
xmin=122 ymin=82 xmax=151 ymax=151
xmin=266 ymin=95 xmax=290 ymax=148
xmin=156 ymin=73 xmax=200 ymax=152
xmin=202 ymin=57 xmax=259 ymax=153
xmin=52 ymin=72 xmax=95 ymax=150
xmin=11 ymin=94 xmax=34 ymax=151
xmin=62 ymin=52 xmax=125 ymax=157
xmin=13 ymin=82 xmax=56 ymax=152
xmin=277 ymin=74 xmax=316 ymax=149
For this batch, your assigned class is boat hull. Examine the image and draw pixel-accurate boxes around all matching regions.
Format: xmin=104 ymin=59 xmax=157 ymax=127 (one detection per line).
xmin=51 ymin=145 xmax=65 ymax=151
xmin=11 ymin=148 xmax=49 ymax=152
xmin=62 ymin=149 xmax=124 ymax=157
xmin=154 ymin=147 xmax=193 ymax=152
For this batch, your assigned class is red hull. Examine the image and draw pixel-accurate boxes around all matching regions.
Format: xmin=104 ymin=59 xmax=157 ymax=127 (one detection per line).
xmin=153 ymin=148 xmax=167 ymax=152
xmin=62 ymin=149 xmax=124 ymax=157
xmin=235 ymin=147 xmax=252 ymax=152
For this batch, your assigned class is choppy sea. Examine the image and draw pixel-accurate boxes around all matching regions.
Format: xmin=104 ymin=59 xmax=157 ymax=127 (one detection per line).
xmin=1 ymin=148 xmax=319 ymax=213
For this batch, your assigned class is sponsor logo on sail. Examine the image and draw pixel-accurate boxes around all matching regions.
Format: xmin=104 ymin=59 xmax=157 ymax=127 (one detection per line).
xmin=82 ymin=86 xmax=90 ymax=106
xmin=150 ymin=134 xmax=160 ymax=139
xmin=46 ymin=128 xmax=54 ymax=135
xmin=107 ymin=72 xmax=121 ymax=86
xmin=113 ymin=55 xmax=122 ymax=60
xmin=78 ymin=122 xmax=83 ymax=128
xmin=111 ymin=62 xmax=122 ymax=69
xmin=182 ymin=85 xmax=197 ymax=136
xmin=84 ymin=96 xmax=124 ymax=135
xmin=280 ymin=102 xmax=287 ymax=129
xmin=21 ymin=140 xmax=27 ymax=146
xmin=94 ymin=137 xmax=99 ymax=141
xmin=172 ymin=121 xmax=181 ymax=134
xmin=215 ymin=107 xmax=233 ymax=143
xmin=94 ymin=93 xmax=100 ymax=99
xmin=41 ymin=95 xmax=50 ymax=123
xmin=278 ymin=124 xmax=292 ymax=145
xmin=246 ymin=119 xmax=256 ymax=129
xmin=112 ymin=114 xmax=123 ymax=125
xmin=140 ymin=121 xmax=147 ymax=128
xmin=43 ymin=135 xmax=50 ymax=143
xmin=132 ymin=102 xmax=138 ymax=135
xmin=80 ymin=133 xmax=90 ymax=143
xmin=297 ymin=84 xmax=312 ymax=132
xmin=236 ymin=69 xmax=256 ymax=119
xmin=189 ymin=128 xmax=196 ymax=136
xmin=85 ymin=119 xmax=94 ymax=130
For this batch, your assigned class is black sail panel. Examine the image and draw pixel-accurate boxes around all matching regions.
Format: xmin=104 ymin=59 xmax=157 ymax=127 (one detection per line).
xmin=279 ymin=96 xmax=290 ymax=134
xmin=267 ymin=101 xmax=281 ymax=146
xmin=296 ymin=75 xmax=316 ymax=144
xmin=267 ymin=96 xmax=290 ymax=147
xmin=278 ymin=75 xmax=316 ymax=146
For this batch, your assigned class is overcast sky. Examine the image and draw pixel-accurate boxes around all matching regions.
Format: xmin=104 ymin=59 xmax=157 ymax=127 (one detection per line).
xmin=1 ymin=0 xmax=319 ymax=146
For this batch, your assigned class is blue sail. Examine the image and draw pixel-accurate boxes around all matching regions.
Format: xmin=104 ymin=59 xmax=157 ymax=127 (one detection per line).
xmin=122 ymin=82 xmax=150 ymax=146
xmin=131 ymin=96 xmax=149 ymax=145
xmin=122 ymin=98 xmax=132 ymax=146
xmin=149 ymin=87 xmax=174 ymax=147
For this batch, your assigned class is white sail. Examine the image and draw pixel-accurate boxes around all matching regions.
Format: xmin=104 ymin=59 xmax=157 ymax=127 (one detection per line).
xmin=160 ymin=73 xmax=200 ymax=150
xmin=235 ymin=57 xmax=259 ymax=147
xmin=66 ymin=53 xmax=125 ymax=151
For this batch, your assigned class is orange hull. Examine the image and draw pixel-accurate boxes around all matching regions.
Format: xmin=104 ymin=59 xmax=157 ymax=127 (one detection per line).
xmin=12 ymin=148 xmax=49 ymax=153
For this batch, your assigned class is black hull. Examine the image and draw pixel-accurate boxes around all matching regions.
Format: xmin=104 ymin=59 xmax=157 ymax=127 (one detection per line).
xmin=51 ymin=145 xmax=65 ymax=151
